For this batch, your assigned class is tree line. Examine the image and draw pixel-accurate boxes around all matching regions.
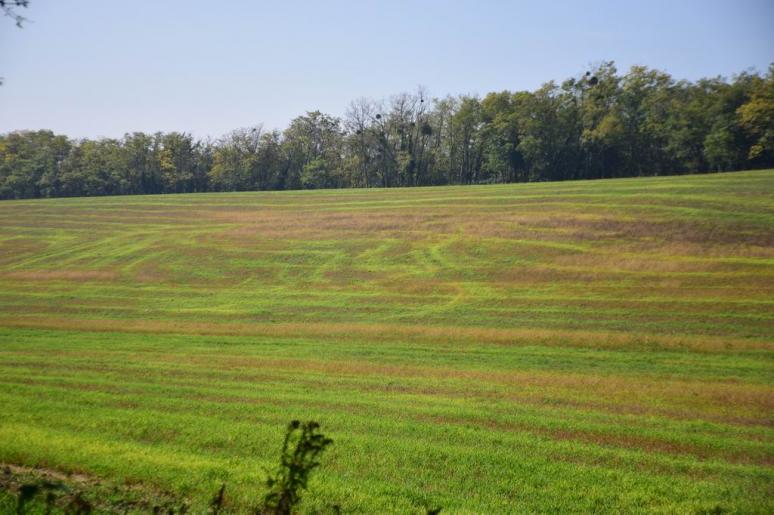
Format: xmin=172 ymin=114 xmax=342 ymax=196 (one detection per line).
xmin=1 ymin=61 xmax=772 ymax=200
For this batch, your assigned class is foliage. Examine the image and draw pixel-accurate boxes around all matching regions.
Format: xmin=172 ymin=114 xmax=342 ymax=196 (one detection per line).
xmin=4 ymin=477 xmax=93 ymax=515
xmin=1 ymin=63 xmax=773 ymax=199
xmin=6 ymin=421 xmax=334 ymax=514
xmin=259 ymin=421 xmax=333 ymax=515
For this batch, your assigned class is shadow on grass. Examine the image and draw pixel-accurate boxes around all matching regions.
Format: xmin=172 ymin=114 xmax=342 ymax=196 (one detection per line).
xmin=6 ymin=420 xmax=442 ymax=514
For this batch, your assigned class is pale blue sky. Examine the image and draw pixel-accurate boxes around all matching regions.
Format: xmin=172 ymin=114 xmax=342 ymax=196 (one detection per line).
xmin=1 ymin=0 xmax=772 ymax=139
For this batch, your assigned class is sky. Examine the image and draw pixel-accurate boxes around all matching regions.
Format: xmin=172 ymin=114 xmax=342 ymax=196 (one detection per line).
xmin=0 ymin=0 xmax=772 ymax=139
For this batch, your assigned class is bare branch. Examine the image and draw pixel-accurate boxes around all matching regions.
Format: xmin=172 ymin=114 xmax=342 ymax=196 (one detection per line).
xmin=0 ymin=0 xmax=30 ymax=28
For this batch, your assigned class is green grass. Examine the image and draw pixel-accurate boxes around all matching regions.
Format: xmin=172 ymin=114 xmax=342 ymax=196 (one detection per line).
xmin=0 ymin=170 xmax=773 ymax=513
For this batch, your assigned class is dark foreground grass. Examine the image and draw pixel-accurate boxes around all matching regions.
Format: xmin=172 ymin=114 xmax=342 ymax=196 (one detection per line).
xmin=0 ymin=170 xmax=773 ymax=512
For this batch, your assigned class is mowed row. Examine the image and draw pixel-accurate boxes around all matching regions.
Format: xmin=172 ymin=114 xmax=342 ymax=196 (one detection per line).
xmin=0 ymin=170 xmax=773 ymax=512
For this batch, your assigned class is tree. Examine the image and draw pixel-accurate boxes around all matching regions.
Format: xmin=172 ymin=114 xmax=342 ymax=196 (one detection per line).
xmin=282 ymin=112 xmax=344 ymax=190
xmin=516 ymin=83 xmax=578 ymax=182
xmin=737 ymin=64 xmax=774 ymax=167
xmin=159 ymin=132 xmax=200 ymax=193
xmin=0 ymin=131 xmax=70 ymax=199
xmin=0 ymin=0 xmax=29 ymax=85
xmin=449 ymin=96 xmax=483 ymax=184
xmin=209 ymin=127 xmax=263 ymax=191
xmin=2 ymin=61 xmax=773 ymax=199
xmin=618 ymin=66 xmax=678 ymax=176
xmin=344 ymin=97 xmax=379 ymax=188
xmin=0 ymin=0 xmax=28 ymax=27
xmin=480 ymin=91 xmax=524 ymax=183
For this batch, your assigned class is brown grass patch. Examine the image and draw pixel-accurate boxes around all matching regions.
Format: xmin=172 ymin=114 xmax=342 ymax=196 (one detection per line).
xmin=2 ymin=270 xmax=119 ymax=281
xmin=0 ymin=315 xmax=771 ymax=353
xmin=410 ymin=412 xmax=773 ymax=466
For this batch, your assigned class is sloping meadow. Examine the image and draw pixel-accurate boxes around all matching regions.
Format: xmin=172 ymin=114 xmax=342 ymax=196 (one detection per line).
xmin=0 ymin=170 xmax=772 ymax=512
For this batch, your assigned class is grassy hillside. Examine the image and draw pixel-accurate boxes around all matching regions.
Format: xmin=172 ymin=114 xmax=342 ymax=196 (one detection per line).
xmin=0 ymin=170 xmax=772 ymax=513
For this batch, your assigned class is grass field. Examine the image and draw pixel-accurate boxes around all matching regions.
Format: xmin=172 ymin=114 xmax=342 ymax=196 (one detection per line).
xmin=0 ymin=170 xmax=773 ymax=513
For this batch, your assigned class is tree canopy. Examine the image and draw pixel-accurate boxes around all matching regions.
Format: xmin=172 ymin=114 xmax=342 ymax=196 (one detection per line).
xmin=1 ymin=62 xmax=773 ymax=200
